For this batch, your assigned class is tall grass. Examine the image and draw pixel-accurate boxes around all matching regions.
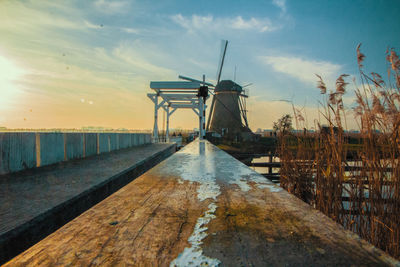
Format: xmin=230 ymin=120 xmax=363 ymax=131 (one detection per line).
xmin=278 ymin=45 xmax=400 ymax=258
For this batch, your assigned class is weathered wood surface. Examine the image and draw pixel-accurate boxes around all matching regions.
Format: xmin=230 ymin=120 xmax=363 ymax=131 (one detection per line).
xmin=5 ymin=140 xmax=399 ymax=266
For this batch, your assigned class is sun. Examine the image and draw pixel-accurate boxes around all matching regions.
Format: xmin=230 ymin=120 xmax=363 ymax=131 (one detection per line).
xmin=0 ymin=53 xmax=26 ymax=110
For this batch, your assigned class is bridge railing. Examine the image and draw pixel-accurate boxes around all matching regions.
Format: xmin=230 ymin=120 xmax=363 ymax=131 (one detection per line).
xmin=152 ymin=136 xmax=183 ymax=147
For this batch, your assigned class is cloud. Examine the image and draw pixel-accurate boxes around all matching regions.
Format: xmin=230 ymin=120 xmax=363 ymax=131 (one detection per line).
xmin=94 ymin=0 xmax=129 ymax=14
xmin=261 ymin=56 xmax=342 ymax=86
xmin=171 ymin=14 xmax=211 ymax=31
xmin=112 ymin=42 xmax=175 ymax=78
xmin=0 ymin=2 xmax=81 ymax=31
xmin=272 ymin=0 xmax=286 ymax=13
xmin=231 ymin=17 xmax=272 ymax=32
xmin=171 ymin=14 xmax=275 ymax=33
xmin=84 ymin=20 xmax=103 ymax=29
xmin=0 ymin=1 xmax=106 ymax=38
xmin=121 ymin=27 xmax=140 ymax=34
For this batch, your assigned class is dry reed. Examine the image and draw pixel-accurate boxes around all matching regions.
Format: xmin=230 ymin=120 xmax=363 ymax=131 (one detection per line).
xmin=278 ymin=44 xmax=400 ymax=259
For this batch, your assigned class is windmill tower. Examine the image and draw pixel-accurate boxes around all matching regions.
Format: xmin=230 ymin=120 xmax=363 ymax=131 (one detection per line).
xmin=207 ymin=40 xmax=251 ymax=138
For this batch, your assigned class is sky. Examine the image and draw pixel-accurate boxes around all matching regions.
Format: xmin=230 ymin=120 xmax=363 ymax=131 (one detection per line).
xmin=0 ymin=0 xmax=399 ymax=131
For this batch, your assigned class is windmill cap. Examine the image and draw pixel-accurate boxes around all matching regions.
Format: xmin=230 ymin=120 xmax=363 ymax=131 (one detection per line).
xmin=215 ymin=80 xmax=242 ymax=93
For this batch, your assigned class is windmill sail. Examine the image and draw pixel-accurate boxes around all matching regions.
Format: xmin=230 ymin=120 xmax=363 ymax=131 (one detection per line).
xmin=207 ymin=40 xmax=228 ymax=131
xmin=216 ymin=40 xmax=228 ymax=84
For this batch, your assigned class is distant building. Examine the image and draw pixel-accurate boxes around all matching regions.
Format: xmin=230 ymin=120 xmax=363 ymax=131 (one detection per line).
xmin=255 ymin=129 xmax=275 ymax=137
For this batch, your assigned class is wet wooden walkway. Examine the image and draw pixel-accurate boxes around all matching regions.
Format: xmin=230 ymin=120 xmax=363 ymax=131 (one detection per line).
xmin=5 ymin=140 xmax=399 ymax=266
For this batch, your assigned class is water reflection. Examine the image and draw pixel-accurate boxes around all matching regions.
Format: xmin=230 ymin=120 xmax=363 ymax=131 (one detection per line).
xmin=199 ymin=141 xmax=205 ymax=155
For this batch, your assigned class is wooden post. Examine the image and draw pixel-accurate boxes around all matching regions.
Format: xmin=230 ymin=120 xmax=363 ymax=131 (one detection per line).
xmin=268 ymin=153 xmax=273 ymax=174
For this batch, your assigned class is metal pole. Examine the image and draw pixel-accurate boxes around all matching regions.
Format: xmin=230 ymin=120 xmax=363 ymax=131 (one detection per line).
xmin=166 ymin=106 xmax=170 ymax=142
xmin=199 ymin=75 xmax=206 ymax=140
xmin=199 ymin=97 xmax=204 ymax=140
xmin=203 ymin=106 xmax=206 ymax=139
xmin=153 ymin=94 xmax=159 ymax=142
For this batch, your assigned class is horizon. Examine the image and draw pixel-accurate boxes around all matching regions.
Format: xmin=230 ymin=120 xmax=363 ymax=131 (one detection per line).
xmin=1 ymin=0 xmax=399 ymax=131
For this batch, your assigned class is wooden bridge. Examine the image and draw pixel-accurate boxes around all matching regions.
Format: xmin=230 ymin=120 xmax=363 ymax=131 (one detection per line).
xmin=3 ymin=140 xmax=399 ymax=266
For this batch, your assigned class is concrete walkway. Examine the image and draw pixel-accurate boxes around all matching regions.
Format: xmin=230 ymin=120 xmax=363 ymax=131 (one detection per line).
xmin=0 ymin=143 xmax=176 ymax=264
xmin=5 ymin=140 xmax=399 ymax=266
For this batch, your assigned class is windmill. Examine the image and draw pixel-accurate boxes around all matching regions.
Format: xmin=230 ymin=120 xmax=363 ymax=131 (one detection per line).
xmin=180 ymin=40 xmax=251 ymax=139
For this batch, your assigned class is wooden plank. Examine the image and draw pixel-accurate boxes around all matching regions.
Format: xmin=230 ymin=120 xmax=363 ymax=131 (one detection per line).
xmin=231 ymin=153 xmax=274 ymax=158
xmin=260 ymin=173 xmax=280 ymax=176
xmin=251 ymin=161 xmax=394 ymax=173
xmin=248 ymin=162 xmax=281 ymax=167
xmin=5 ymin=140 xmax=399 ymax=266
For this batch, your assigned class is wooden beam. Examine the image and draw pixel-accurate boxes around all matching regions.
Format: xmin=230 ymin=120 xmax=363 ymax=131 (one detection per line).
xmin=150 ymin=81 xmax=200 ymax=89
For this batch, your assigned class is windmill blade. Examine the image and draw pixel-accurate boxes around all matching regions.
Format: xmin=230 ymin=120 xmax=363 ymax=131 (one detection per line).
xmin=216 ymin=40 xmax=228 ymax=84
xmin=238 ymin=96 xmax=249 ymax=128
xmin=178 ymin=75 xmax=214 ymax=87
xmin=206 ymin=94 xmax=216 ymax=131
xmin=208 ymin=40 xmax=228 ymax=131
xmin=242 ymin=83 xmax=252 ymax=88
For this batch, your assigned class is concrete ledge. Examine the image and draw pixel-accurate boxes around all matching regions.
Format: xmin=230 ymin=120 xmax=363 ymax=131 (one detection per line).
xmin=0 ymin=143 xmax=176 ymax=264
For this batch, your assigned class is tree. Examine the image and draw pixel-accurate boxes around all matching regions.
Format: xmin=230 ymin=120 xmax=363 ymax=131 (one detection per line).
xmin=273 ymin=114 xmax=293 ymax=134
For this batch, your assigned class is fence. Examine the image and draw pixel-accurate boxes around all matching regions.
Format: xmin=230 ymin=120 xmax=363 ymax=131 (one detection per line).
xmin=152 ymin=136 xmax=183 ymax=148
xmin=0 ymin=132 xmax=151 ymax=175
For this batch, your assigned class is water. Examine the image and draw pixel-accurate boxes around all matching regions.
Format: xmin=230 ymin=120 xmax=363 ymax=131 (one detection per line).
xmin=249 ymin=156 xmax=280 ymax=174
